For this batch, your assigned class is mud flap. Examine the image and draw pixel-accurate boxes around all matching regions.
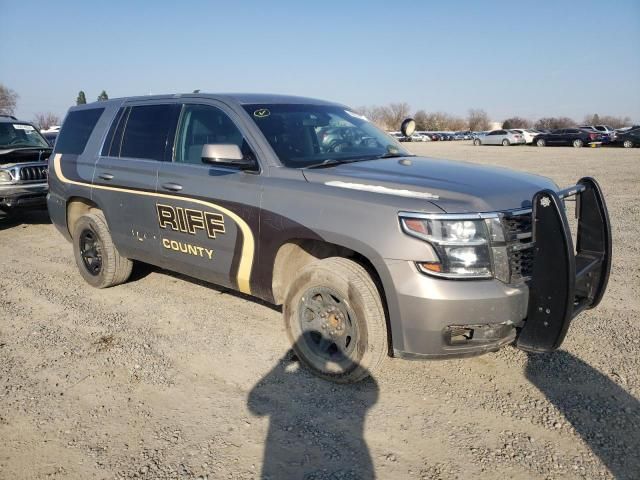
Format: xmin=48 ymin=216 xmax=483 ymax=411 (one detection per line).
xmin=516 ymin=177 xmax=612 ymax=352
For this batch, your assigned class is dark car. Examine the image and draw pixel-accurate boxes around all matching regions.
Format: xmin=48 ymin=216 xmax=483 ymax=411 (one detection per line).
xmin=42 ymin=131 xmax=58 ymax=146
xmin=533 ymin=128 xmax=603 ymax=148
xmin=611 ymin=126 xmax=640 ymax=148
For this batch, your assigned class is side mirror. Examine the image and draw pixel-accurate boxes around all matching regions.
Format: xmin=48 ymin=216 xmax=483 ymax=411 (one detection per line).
xmin=400 ymin=118 xmax=416 ymax=137
xmin=201 ymin=144 xmax=254 ymax=169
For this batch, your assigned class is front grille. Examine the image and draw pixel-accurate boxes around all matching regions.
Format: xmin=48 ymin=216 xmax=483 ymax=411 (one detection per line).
xmin=502 ymin=211 xmax=534 ymax=283
xmin=18 ymin=165 xmax=48 ymax=182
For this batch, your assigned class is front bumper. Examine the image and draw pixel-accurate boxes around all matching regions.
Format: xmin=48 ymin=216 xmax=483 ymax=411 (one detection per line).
xmin=0 ymin=182 xmax=48 ymax=209
xmin=388 ymin=177 xmax=611 ymax=358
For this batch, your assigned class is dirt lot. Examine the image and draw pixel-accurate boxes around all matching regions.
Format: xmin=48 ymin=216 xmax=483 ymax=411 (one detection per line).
xmin=1 ymin=142 xmax=639 ymax=480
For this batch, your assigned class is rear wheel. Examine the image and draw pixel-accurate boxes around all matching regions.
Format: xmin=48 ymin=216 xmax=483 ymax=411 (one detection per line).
xmin=72 ymin=211 xmax=133 ymax=288
xmin=283 ymin=257 xmax=388 ymax=383
xmin=573 ymin=139 xmax=584 ymax=148
xmin=473 ymin=138 xmax=481 ymax=146
xmin=502 ymin=139 xmax=510 ymax=146
xmin=536 ymin=138 xmax=546 ymax=147
xmin=623 ymin=139 xmax=634 ymax=148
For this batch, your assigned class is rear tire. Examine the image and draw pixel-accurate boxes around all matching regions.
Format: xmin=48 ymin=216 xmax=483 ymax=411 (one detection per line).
xmin=623 ymin=140 xmax=634 ymax=148
xmin=473 ymin=138 xmax=481 ymax=146
xmin=72 ymin=211 xmax=133 ymax=288
xmin=573 ymin=139 xmax=584 ymax=148
xmin=283 ymin=257 xmax=388 ymax=383
xmin=536 ymin=138 xmax=546 ymax=147
xmin=502 ymin=139 xmax=510 ymax=146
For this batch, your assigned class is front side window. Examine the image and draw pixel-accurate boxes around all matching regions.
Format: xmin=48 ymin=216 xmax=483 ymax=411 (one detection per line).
xmin=120 ymin=104 xmax=179 ymax=161
xmin=174 ymin=104 xmax=253 ymax=165
xmin=244 ymin=104 xmax=410 ymax=168
xmin=0 ymin=122 xmax=51 ymax=150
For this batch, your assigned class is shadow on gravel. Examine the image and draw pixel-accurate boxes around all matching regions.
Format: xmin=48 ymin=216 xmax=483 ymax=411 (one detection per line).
xmin=248 ymin=335 xmax=378 ymax=480
xmin=0 ymin=208 xmax=50 ymax=230
xmin=526 ymin=350 xmax=640 ymax=479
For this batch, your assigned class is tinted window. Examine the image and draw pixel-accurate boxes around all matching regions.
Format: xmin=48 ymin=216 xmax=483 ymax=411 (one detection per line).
xmin=55 ymin=108 xmax=104 ymax=154
xmin=175 ymin=104 xmax=252 ymax=165
xmin=567 ymin=129 xmax=580 ymax=134
xmin=120 ymin=104 xmax=179 ymax=161
xmin=100 ymin=107 xmax=127 ymax=156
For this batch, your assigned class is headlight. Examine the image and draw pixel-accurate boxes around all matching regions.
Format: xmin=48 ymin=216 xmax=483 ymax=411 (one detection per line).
xmin=0 ymin=170 xmax=13 ymax=183
xmin=400 ymin=215 xmax=495 ymax=278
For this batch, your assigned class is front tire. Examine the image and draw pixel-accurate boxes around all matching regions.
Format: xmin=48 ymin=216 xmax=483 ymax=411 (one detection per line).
xmin=573 ymin=139 xmax=584 ymax=148
xmin=283 ymin=257 xmax=388 ymax=383
xmin=473 ymin=138 xmax=481 ymax=146
xmin=502 ymin=139 xmax=510 ymax=146
xmin=624 ymin=139 xmax=634 ymax=148
xmin=72 ymin=211 xmax=133 ymax=288
xmin=536 ymin=138 xmax=546 ymax=147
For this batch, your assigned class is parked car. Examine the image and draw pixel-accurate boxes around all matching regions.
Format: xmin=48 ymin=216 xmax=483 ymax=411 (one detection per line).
xmin=389 ymin=131 xmax=411 ymax=142
xmin=610 ymin=126 xmax=640 ymax=148
xmin=410 ymin=133 xmax=431 ymax=142
xmin=42 ymin=131 xmax=58 ymax=146
xmin=533 ymin=128 xmax=603 ymax=147
xmin=509 ymin=129 xmax=540 ymax=144
xmin=473 ymin=129 xmax=525 ymax=146
xmin=47 ymin=93 xmax=611 ymax=383
xmin=0 ymin=115 xmax=51 ymax=216
xmin=579 ymin=125 xmax=616 ymax=142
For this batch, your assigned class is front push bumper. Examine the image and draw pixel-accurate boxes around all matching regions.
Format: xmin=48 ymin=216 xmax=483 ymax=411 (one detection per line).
xmin=0 ymin=182 xmax=48 ymax=210
xmin=389 ymin=176 xmax=612 ymax=358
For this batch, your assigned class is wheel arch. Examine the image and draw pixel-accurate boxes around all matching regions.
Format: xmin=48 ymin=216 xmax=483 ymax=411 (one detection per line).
xmin=66 ymin=196 xmax=100 ymax=237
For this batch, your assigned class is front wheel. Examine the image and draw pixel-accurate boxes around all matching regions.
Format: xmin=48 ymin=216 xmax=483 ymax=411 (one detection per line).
xmin=283 ymin=257 xmax=388 ymax=383
xmin=473 ymin=138 xmax=481 ymax=146
xmin=623 ymin=139 xmax=634 ymax=148
xmin=536 ymin=138 xmax=546 ymax=147
xmin=502 ymin=139 xmax=510 ymax=146
xmin=573 ymin=139 xmax=584 ymax=148
xmin=72 ymin=211 xmax=133 ymax=288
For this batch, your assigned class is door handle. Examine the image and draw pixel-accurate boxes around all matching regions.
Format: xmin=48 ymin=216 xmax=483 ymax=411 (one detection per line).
xmin=98 ymin=172 xmax=114 ymax=181
xmin=161 ymin=182 xmax=183 ymax=192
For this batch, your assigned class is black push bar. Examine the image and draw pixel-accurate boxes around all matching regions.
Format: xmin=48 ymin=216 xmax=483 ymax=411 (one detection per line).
xmin=516 ymin=177 xmax=612 ymax=352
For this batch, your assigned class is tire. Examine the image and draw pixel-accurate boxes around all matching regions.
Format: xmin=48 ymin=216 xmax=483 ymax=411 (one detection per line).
xmin=536 ymin=138 xmax=546 ymax=147
xmin=573 ymin=139 xmax=584 ymax=148
xmin=283 ymin=257 xmax=388 ymax=383
xmin=502 ymin=139 xmax=510 ymax=146
xmin=72 ymin=211 xmax=133 ymax=288
xmin=473 ymin=138 xmax=481 ymax=146
xmin=624 ymin=140 xmax=634 ymax=148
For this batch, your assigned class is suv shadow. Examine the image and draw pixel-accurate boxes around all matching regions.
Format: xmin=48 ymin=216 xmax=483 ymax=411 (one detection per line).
xmin=0 ymin=208 xmax=51 ymax=231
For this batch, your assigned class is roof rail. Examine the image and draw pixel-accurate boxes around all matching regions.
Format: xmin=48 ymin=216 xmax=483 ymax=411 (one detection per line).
xmin=0 ymin=114 xmax=18 ymax=120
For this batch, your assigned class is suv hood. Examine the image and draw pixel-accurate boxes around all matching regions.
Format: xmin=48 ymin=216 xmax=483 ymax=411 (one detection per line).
xmin=302 ymin=156 xmax=558 ymax=213
xmin=0 ymin=147 xmax=52 ymax=167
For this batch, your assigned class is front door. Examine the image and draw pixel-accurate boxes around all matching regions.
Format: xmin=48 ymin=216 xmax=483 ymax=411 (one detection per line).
xmin=156 ymin=102 xmax=262 ymax=295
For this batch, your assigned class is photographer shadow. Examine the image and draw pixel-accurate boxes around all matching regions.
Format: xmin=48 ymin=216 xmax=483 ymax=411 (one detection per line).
xmin=525 ymin=350 xmax=640 ymax=479
xmin=248 ymin=334 xmax=379 ymax=480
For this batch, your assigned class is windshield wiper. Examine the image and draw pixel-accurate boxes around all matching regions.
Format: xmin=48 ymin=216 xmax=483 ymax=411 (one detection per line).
xmin=304 ymin=158 xmax=364 ymax=169
xmin=376 ymin=152 xmax=415 ymax=159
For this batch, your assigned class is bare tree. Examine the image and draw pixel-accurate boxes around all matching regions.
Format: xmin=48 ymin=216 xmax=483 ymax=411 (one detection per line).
xmin=355 ymin=105 xmax=388 ymax=129
xmin=378 ymin=103 xmax=411 ymax=131
xmin=468 ymin=109 xmax=490 ymax=131
xmin=0 ymin=84 xmax=19 ymax=116
xmin=586 ymin=114 xmax=632 ymax=129
xmin=32 ymin=112 xmax=61 ymax=131
xmin=502 ymin=117 xmax=532 ymax=129
xmin=534 ymin=117 xmax=575 ymax=130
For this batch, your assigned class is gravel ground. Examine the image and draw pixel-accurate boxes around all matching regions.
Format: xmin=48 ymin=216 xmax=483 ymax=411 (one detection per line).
xmin=1 ymin=142 xmax=639 ymax=480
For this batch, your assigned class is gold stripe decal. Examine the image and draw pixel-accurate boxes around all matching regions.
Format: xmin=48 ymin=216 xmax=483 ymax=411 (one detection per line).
xmin=54 ymin=154 xmax=254 ymax=294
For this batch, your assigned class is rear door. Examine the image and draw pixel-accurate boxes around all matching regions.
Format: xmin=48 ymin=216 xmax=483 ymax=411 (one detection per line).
xmin=92 ymin=102 xmax=181 ymax=263
xmin=547 ymin=129 xmax=564 ymax=145
xmin=156 ymin=101 xmax=262 ymax=294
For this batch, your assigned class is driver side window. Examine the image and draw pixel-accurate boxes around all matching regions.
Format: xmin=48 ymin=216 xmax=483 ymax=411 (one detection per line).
xmin=175 ymin=104 xmax=254 ymax=165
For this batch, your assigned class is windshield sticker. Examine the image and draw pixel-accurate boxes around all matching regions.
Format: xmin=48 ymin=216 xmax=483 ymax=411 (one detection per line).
xmin=345 ymin=110 xmax=368 ymax=121
xmin=253 ymin=108 xmax=270 ymax=118
xmin=13 ymin=124 xmax=35 ymax=131
xmin=325 ymin=181 xmax=440 ymax=200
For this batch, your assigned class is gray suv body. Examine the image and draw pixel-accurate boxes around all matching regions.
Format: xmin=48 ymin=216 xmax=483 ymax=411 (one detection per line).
xmin=47 ymin=93 xmax=612 ymax=382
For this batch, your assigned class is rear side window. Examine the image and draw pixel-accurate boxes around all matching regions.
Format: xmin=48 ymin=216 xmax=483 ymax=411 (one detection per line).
xmin=119 ymin=104 xmax=180 ymax=161
xmin=55 ymin=108 xmax=104 ymax=154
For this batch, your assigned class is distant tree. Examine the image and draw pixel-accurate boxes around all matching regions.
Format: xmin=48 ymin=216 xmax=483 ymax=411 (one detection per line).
xmin=468 ymin=109 xmax=490 ymax=131
xmin=76 ymin=90 xmax=87 ymax=105
xmin=355 ymin=105 xmax=388 ymax=129
xmin=448 ymin=116 xmax=468 ymax=131
xmin=502 ymin=117 xmax=532 ymax=129
xmin=379 ymin=102 xmax=412 ymax=131
xmin=595 ymin=115 xmax=632 ymax=129
xmin=534 ymin=117 xmax=575 ymax=130
xmin=0 ymin=84 xmax=19 ymax=115
xmin=583 ymin=113 xmax=601 ymax=126
xmin=97 ymin=90 xmax=109 ymax=101
xmin=413 ymin=110 xmax=429 ymax=130
xmin=32 ymin=112 xmax=61 ymax=130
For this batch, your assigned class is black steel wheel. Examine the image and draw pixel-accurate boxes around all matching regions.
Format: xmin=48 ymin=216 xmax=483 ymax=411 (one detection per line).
xmin=79 ymin=228 xmax=103 ymax=276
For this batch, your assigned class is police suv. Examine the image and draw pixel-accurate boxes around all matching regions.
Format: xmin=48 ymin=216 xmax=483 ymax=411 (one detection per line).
xmin=48 ymin=94 xmax=611 ymax=383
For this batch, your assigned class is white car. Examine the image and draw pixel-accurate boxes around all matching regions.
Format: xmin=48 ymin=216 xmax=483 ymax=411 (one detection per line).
xmin=411 ymin=133 xmax=431 ymax=142
xmin=579 ymin=125 xmax=617 ymax=141
xmin=473 ymin=129 xmax=526 ymax=146
xmin=509 ymin=129 xmax=540 ymax=144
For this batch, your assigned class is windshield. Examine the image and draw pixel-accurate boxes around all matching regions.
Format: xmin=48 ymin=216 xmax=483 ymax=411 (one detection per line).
xmin=0 ymin=122 xmax=50 ymax=149
xmin=243 ymin=104 xmax=410 ymax=168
